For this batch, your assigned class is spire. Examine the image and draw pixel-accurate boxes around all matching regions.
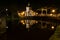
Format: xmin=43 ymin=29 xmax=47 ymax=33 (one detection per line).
xmin=28 ymin=3 xmax=30 ymax=7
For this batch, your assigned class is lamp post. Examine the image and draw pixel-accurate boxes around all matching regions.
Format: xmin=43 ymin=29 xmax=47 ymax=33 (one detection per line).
xmin=51 ymin=9 xmax=56 ymax=13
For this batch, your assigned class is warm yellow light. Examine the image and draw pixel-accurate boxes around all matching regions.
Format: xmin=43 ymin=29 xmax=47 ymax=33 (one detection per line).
xmin=50 ymin=14 xmax=53 ymax=16
xmin=51 ymin=26 xmax=54 ymax=29
xmin=21 ymin=20 xmax=25 ymax=24
xmin=32 ymin=12 xmax=35 ymax=16
xmin=18 ymin=11 xmax=25 ymax=17
xmin=21 ymin=20 xmax=24 ymax=23
xmin=18 ymin=13 xmax=21 ymax=16
xmin=22 ymin=12 xmax=24 ymax=13
xmin=36 ymin=21 xmax=38 ymax=23
xmin=22 ymin=22 xmax=25 ymax=25
xmin=51 ymin=9 xmax=55 ymax=13
xmin=36 ymin=13 xmax=38 ymax=14
xmin=20 ymin=12 xmax=25 ymax=16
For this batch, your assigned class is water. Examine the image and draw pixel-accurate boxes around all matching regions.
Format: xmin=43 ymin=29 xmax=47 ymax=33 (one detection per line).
xmin=0 ymin=16 xmax=58 ymax=40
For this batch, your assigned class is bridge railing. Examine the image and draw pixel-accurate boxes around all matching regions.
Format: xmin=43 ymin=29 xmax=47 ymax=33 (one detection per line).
xmin=37 ymin=14 xmax=57 ymax=17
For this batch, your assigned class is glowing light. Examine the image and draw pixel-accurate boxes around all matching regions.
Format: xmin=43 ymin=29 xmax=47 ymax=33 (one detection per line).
xmin=51 ymin=26 xmax=54 ymax=29
xmin=26 ymin=7 xmax=29 ymax=12
xmin=6 ymin=26 xmax=8 ymax=28
xmin=51 ymin=9 xmax=56 ymax=13
xmin=18 ymin=11 xmax=25 ymax=17
xmin=21 ymin=20 xmax=24 ymax=23
xmin=22 ymin=22 xmax=25 ymax=25
xmin=36 ymin=21 xmax=38 ymax=23
xmin=20 ymin=12 xmax=25 ymax=16
xmin=36 ymin=13 xmax=38 ymax=14
xmin=20 ymin=20 xmax=25 ymax=25
xmin=50 ymin=14 xmax=53 ymax=16
xmin=26 ymin=24 xmax=29 ymax=28
xmin=18 ymin=13 xmax=20 ymax=16
xmin=6 ymin=9 xmax=8 ymax=11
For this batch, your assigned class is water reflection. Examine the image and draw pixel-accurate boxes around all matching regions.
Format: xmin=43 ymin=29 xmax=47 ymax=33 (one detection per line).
xmin=19 ymin=20 xmax=56 ymax=31
xmin=20 ymin=20 xmax=38 ymax=29
xmin=0 ymin=18 xmax=57 ymax=40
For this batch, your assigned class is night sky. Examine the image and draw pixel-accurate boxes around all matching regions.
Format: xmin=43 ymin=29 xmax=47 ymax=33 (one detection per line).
xmin=0 ymin=0 xmax=60 ymax=10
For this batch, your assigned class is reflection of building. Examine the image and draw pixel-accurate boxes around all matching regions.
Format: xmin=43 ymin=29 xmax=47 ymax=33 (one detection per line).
xmin=25 ymin=3 xmax=37 ymax=29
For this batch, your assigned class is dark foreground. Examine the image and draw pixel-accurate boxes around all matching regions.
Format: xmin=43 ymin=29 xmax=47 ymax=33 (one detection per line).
xmin=0 ymin=16 xmax=59 ymax=40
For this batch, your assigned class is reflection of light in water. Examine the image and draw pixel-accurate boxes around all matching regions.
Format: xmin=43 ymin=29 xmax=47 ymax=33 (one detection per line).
xmin=20 ymin=20 xmax=25 ymax=25
xmin=20 ymin=20 xmax=38 ymax=29
xmin=20 ymin=20 xmax=55 ymax=30
xmin=26 ymin=20 xmax=29 ymax=28
xmin=50 ymin=14 xmax=53 ymax=16
xmin=26 ymin=23 xmax=29 ymax=28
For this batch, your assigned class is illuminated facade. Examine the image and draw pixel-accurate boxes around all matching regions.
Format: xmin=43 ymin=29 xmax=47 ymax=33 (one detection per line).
xmin=18 ymin=3 xmax=38 ymax=29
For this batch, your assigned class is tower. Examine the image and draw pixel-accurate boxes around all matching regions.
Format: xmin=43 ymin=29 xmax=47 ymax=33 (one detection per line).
xmin=25 ymin=3 xmax=30 ymax=30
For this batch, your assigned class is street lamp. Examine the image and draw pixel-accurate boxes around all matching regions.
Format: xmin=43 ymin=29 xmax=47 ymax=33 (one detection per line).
xmin=51 ymin=26 xmax=54 ymax=29
xmin=6 ymin=8 xmax=8 ymax=11
xmin=51 ymin=9 xmax=56 ymax=13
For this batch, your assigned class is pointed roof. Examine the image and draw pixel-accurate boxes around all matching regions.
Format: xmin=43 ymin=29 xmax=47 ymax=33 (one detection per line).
xmin=28 ymin=3 xmax=30 ymax=7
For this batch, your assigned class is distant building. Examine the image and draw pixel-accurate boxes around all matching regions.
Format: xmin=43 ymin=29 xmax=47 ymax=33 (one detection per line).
xmin=18 ymin=3 xmax=37 ymax=17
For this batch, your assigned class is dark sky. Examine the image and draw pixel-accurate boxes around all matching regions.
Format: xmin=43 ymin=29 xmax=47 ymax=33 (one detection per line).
xmin=18 ymin=0 xmax=60 ymax=10
xmin=0 ymin=0 xmax=60 ymax=10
